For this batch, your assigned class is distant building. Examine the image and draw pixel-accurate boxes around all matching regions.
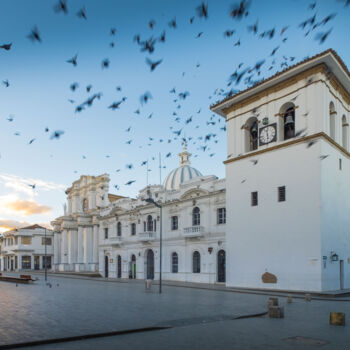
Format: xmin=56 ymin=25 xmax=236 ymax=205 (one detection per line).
xmin=211 ymin=49 xmax=350 ymax=291
xmin=0 ymin=225 xmax=53 ymax=271
xmin=52 ymin=142 xmax=227 ymax=283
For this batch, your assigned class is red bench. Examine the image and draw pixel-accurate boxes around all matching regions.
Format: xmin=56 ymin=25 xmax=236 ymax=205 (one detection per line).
xmin=20 ymin=275 xmax=32 ymax=280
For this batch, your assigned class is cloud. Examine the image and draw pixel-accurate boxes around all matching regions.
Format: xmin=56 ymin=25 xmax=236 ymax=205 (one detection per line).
xmin=0 ymin=173 xmax=65 ymax=196
xmin=5 ymin=199 xmax=51 ymax=216
xmin=0 ymin=219 xmax=51 ymax=234
xmin=0 ymin=219 xmax=30 ymax=233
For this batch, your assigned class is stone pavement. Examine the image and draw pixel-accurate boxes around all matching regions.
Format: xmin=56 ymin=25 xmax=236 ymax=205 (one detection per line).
xmin=0 ymin=272 xmax=349 ymax=349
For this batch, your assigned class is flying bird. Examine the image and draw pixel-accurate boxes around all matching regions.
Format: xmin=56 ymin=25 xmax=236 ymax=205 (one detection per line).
xmin=50 ymin=130 xmax=65 ymax=140
xmin=315 ymin=28 xmax=332 ymax=44
xmin=196 ymin=2 xmax=208 ymax=19
xmin=27 ymin=26 xmax=42 ymax=43
xmin=66 ymin=54 xmax=78 ymax=66
xmin=76 ymin=6 xmax=87 ymax=19
xmin=140 ymin=91 xmax=152 ymax=105
xmin=125 ymin=180 xmax=136 ymax=185
xmin=146 ymin=58 xmax=162 ymax=71
xmin=168 ymin=17 xmax=177 ymax=28
xmin=101 ymin=58 xmax=110 ymax=69
xmin=53 ymin=0 xmax=68 ymax=14
xmin=0 ymin=43 xmax=12 ymax=51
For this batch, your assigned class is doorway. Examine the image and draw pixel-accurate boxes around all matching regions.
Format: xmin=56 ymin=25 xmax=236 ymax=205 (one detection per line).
xmin=217 ymin=250 xmax=226 ymax=283
xmin=34 ymin=256 xmax=40 ymax=270
xmin=117 ymin=255 xmax=122 ymax=278
xmin=340 ymin=260 xmax=344 ymax=290
xmin=131 ymin=254 xmax=136 ymax=279
xmin=146 ymin=250 xmax=154 ymax=280
xmin=105 ymin=256 xmax=109 ymax=278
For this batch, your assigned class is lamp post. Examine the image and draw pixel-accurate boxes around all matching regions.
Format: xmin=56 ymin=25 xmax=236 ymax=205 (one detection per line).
xmin=44 ymin=227 xmax=47 ymax=282
xmin=144 ymin=197 xmax=162 ymax=294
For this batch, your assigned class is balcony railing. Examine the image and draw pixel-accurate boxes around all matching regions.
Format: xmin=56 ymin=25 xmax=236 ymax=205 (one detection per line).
xmin=183 ymin=226 xmax=204 ymax=238
xmin=109 ymin=236 xmax=122 ymax=245
xmin=138 ymin=231 xmax=155 ymax=242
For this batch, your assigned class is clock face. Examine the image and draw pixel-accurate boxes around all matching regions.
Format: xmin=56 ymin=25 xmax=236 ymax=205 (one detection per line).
xmin=259 ymin=124 xmax=277 ymax=145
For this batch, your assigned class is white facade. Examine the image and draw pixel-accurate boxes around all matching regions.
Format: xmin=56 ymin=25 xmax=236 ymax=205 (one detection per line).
xmin=52 ymin=144 xmax=227 ymax=283
xmin=0 ymin=224 xmax=54 ymax=272
xmin=211 ymin=49 xmax=350 ymax=291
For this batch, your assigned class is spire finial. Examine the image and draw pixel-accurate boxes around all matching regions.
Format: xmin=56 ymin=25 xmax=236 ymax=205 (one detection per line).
xmin=179 ymin=140 xmax=191 ymax=166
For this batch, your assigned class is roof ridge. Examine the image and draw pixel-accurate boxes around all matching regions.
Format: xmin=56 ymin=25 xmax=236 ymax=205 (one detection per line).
xmin=210 ymin=49 xmax=349 ymax=111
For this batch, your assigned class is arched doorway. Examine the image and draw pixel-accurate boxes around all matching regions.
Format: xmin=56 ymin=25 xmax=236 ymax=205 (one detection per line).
xmin=131 ymin=254 xmax=136 ymax=279
xmin=146 ymin=250 xmax=154 ymax=279
xmin=117 ymin=255 xmax=122 ymax=278
xmin=104 ymin=255 xmax=109 ymax=278
xmin=217 ymin=250 xmax=226 ymax=282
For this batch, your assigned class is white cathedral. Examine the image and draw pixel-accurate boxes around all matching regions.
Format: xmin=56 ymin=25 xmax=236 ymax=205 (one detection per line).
xmin=52 ymin=143 xmax=227 ymax=284
xmin=52 ymin=49 xmax=350 ymax=292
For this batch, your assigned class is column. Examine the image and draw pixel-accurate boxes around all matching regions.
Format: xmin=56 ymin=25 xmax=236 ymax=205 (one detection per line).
xmin=61 ymin=229 xmax=68 ymax=264
xmin=83 ymin=228 xmax=88 ymax=264
xmin=77 ymin=226 xmax=83 ymax=264
xmin=67 ymin=230 xmax=72 ymax=265
xmin=53 ymin=233 xmax=59 ymax=265
xmin=92 ymin=225 xmax=97 ymax=264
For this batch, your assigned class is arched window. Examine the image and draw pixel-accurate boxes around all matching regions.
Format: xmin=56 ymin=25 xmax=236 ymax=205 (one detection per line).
xmin=244 ymin=117 xmax=258 ymax=152
xmin=342 ymin=115 xmax=348 ymax=150
xmin=131 ymin=223 xmax=136 ymax=236
xmin=82 ymin=198 xmax=88 ymax=212
xmin=147 ymin=215 xmax=153 ymax=232
xmin=329 ymin=102 xmax=336 ymax=140
xmin=283 ymin=107 xmax=295 ymax=140
xmin=172 ymin=252 xmax=178 ymax=273
xmin=192 ymin=207 xmax=200 ymax=226
xmin=193 ymin=251 xmax=200 ymax=273
xmin=117 ymin=222 xmax=122 ymax=236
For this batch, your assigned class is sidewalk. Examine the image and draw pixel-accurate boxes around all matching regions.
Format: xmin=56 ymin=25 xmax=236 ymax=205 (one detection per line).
xmin=12 ymin=270 xmax=350 ymax=300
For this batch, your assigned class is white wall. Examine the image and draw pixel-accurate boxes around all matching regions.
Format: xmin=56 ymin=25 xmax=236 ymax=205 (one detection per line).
xmin=320 ymin=139 xmax=350 ymax=290
xmin=226 ymin=142 xmax=323 ymax=291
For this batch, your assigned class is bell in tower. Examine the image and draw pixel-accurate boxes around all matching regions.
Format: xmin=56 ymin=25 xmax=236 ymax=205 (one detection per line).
xmin=283 ymin=108 xmax=295 ymax=140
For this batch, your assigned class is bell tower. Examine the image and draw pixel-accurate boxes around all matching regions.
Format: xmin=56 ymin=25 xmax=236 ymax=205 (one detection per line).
xmin=211 ymin=49 xmax=350 ymax=292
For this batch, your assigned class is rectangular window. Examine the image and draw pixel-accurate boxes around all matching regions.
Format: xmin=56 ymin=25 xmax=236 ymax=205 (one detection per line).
xmin=217 ymin=208 xmax=226 ymax=224
xmin=251 ymin=192 xmax=258 ymax=206
xmin=15 ymin=237 xmax=18 ymax=245
xmin=104 ymin=228 xmax=108 ymax=239
xmin=21 ymin=237 xmax=32 ymax=245
xmin=339 ymin=158 xmax=342 ymax=170
xmin=278 ymin=186 xmax=286 ymax=202
xmin=42 ymin=237 xmax=52 ymax=245
xmin=21 ymin=256 xmax=31 ymax=269
xmin=154 ymin=220 xmax=156 ymax=232
xmin=171 ymin=216 xmax=178 ymax=230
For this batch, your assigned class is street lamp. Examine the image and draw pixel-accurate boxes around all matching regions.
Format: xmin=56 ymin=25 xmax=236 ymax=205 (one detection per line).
xmin=44 ymin=227 xmax=47 ymax=282
xmin=144 ymin=197 xmax=162 ymax=294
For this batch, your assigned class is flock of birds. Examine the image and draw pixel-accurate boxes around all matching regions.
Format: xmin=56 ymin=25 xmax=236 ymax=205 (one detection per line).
xmin=1 ymin=0 xmax=348 ymax=192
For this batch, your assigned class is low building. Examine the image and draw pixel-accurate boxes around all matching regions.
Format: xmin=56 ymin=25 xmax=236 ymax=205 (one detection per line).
xmin=0 ymin=224 xmax=54 ymax=272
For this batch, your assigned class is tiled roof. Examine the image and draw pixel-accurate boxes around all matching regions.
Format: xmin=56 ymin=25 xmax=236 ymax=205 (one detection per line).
xmin=21 ymin=224 xmax=47 ymax=230
xmin=210 ymin=49 xmax=350 ymax=111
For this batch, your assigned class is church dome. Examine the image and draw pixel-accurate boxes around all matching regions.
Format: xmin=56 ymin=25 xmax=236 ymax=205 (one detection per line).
xmin=163 ymin=142 xmax=202 ymax=191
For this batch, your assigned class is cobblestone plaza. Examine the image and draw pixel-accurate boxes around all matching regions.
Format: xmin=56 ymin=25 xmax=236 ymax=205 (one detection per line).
xmin=0 ymin=273 xmax=349 ymax=349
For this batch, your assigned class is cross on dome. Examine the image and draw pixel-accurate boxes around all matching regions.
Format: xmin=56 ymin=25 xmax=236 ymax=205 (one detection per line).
xmin=179 ymin=139 xmax=191 ymax=166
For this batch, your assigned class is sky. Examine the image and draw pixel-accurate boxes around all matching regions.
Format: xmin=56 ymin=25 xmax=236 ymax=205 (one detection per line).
xmin=0 ymin=0 xmax=349 ymax=233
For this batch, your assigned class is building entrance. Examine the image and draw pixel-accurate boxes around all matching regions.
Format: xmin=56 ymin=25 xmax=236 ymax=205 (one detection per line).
xmin=217 ymin=250 xmax=226 ymax=283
